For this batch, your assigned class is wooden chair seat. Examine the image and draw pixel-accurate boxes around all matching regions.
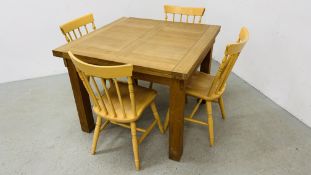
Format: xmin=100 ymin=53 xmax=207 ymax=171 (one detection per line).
xmin=186 ymin=72 xmax=226 ymax=100
xmin=186 ymin=72 xmax=214 ymax=98
xmin=94 ymin=82 xmax=157 ymax=123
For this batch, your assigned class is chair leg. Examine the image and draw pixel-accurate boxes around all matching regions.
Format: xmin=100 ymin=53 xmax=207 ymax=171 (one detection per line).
xmin=218 ymin=96 xmax=226 ymax=119
xmin=206 ymin=102 xmax=214 ymax=146
xmin=150 ymin=102 xmax=164 ymax=134
xmin=91 ymin=116 xmax=102 ymax=154
xmin=130 ymin=122 xmax=140 ymax=170
xmin=164 ymin=109 xmax=169 ymax=132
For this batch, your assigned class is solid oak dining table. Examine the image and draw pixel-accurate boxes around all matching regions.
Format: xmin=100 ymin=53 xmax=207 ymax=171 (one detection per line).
xmin=52 ymin=17 xmax=221 ymax=161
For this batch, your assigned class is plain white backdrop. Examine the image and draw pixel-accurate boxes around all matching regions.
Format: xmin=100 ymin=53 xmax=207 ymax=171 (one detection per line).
xmin=0 ymin=0 xmax=310 ymax=127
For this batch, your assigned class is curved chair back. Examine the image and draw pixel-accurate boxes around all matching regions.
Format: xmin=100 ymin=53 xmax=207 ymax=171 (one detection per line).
xmin=164 ymin=5 xmax=205 ymax=23
xmin=68 ymin=51 xmax=137 ymax=121
xmin=60 ymin=14 xmax=96 ymax=43
xmin=208 ymin=27 xmax=250 ymax=99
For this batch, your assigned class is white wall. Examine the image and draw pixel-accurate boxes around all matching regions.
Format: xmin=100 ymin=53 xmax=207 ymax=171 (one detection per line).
xmin=210 ymin=0 xmax=311 ymax=127
xmin=0 ymin=0 xmax=132 ymax=83
xmin=1 ymin=0 xmax=310 ymax=127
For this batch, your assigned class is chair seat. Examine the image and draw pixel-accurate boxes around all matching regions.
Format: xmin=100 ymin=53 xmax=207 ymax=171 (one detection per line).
xmin=186 ymin=71 xmax=215 ymax=99
xmin=93 ymin=82 xmax=157 ymax=123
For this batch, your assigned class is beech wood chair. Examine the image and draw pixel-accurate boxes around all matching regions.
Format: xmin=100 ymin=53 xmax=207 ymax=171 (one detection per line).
xmin=147 ymin=5 xmax=206 ymax=89
xmin=164 ymin=5 xmax=205 ymax=24
xmin=164 ymin=27 xmax=249 ymax=146
xmin=68 ymin=51 xmax=164 ymax=170
xmin=60 ymin=13 xmax=96 ymax=43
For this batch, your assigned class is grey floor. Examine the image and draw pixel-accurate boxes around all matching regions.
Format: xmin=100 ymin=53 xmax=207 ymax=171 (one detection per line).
xmin=1 ymin=62 xmax=311 ymax=175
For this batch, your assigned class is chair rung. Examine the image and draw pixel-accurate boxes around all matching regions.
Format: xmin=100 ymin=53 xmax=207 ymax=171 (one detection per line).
xmin=185 ymin=117 xmax=208 ymax=126
xmin=138 ymin=120 xmax=157 ymax=144
xmin=100 ymin=120 xmax=110 ymax=132
xmin=110 ymin=121 xmax=146 ymax=132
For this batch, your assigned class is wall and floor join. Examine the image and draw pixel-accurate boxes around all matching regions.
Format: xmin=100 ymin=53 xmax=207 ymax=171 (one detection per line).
xmin=0 ymin=1 xmax=311 ymax=174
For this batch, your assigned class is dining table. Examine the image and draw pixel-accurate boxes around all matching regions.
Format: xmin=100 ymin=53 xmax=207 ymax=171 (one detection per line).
xmin=52 ymin=17 xmax=221 ymax=161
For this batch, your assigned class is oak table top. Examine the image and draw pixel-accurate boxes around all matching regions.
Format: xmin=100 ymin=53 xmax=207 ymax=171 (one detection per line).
xmin=53 ymin=17 xmax=220 ymax=80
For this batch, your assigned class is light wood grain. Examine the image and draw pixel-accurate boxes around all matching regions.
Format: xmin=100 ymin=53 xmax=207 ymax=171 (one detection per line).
xmin=68 ymin=52 xmax=164 ymax=170
xmin=164 ymin=27 xmax=249 ymax=146
xmin=131 ymin=122 xmax=140 ymax=170
xmin=53 ymin=17 xmax=221 ymax=161
xmin=60 ymin=13 xmax=96 ymax=43
xmin=164 ymin=5 xmax=205 ymax=23
xmin=148 ymin=5 xmax=206 ymax=88
xmin=53 ymin=18 xmax=220 ymax=80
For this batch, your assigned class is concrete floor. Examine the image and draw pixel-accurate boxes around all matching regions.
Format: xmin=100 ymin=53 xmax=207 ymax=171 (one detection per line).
xmin=1 ymin=62 xmax=311 ymax=175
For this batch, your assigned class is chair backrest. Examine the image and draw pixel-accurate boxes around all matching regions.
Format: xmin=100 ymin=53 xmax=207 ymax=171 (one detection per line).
xmin=208 ymin=27 xmax=249 ymax=99
xmin=60 ymin=13 xmax=96 ymax=43
xmin=68 ymin=51 xmax=137 ymax=119
xmin=164 ymin=5 xmax=205 ymax=24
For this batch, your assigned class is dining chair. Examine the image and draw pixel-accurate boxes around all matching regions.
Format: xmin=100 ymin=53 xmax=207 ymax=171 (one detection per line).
xmin=68 ymin=51 xmax=164 ymax=170
xmin=164 ymin=5 xmax=205 ymax=24
xmin=164 ymin=27 xmax=249 ymax=146
xmin=60 ymin=13 xmax=96 ymax=43
xmin=146 ymin=5 xmax=206 ymax=89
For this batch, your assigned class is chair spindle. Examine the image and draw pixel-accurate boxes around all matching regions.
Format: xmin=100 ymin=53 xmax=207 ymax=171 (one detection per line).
xmin=113 ymin=79 xmax=127 ymax=118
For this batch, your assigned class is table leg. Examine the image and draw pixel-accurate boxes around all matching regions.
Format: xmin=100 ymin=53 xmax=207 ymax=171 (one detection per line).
xmin=65 ymin=59 xmax=95 ymax=133
xmin=200 ymin=46 xmax=213 ymax=74
xmin=169 ymin=79 xmax=185 ymax=161
xmin=133 ymin=79 xmax=138 ymax=86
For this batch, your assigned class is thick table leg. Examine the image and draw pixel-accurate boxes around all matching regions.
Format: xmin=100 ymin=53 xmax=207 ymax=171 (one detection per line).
xmin=169 ymin=79 xmax=185 ymax=161
xmin=65 ymin=59 xmax=95 ymax=133
xmin=200 ymin=46 xmax=213 ymax=74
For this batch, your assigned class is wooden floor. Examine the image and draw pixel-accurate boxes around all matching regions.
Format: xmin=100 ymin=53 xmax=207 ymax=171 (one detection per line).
xmin=1 ymin=62 xmax=311 ymax=175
